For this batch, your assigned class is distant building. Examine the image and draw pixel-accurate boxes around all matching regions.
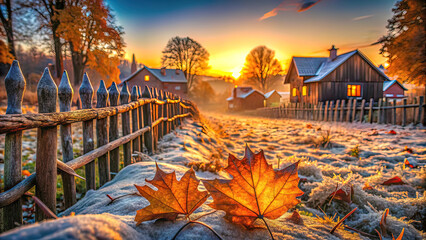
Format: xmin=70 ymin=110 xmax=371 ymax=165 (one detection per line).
xmin=227 ymin=86 xmax=265 ymax=111
xmin=383 ymin=80 xmax=407 ymax=99
xmin=264 ymin=90 xmax=281 ymax=107
xmin=284 ymin=45 xmax=390 ymax=104
xmin=119 ymin=66 xmax=188 ymax=98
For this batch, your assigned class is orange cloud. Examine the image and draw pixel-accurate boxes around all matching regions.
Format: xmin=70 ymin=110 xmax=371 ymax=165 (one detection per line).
xmin=259 ymin=0 xmax=321 ymax=21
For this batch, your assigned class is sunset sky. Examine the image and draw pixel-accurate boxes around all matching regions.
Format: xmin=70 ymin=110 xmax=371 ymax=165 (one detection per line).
xmin=107 ymin=0 xmax=397 ymax=77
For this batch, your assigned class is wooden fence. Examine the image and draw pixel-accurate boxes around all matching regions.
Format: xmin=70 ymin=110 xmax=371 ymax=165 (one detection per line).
xmin=254 ymin=97 xmax=425 ymax=126
xmin=0 ymin=60 xmax=198 ymax=231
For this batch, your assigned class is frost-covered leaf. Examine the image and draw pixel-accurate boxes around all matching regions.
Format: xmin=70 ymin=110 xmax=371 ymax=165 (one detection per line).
xmin=202 ymin=145 xmax=303 ymax=228
xmin=134 ymin=164 xmax=209 ymax=225
xmin=381 ymin=176 xmax=405 ymax=185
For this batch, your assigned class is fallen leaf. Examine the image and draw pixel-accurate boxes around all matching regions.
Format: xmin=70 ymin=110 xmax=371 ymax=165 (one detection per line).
xmin=286 ymin=210 xmax=304 ymax=225
xmin=381 ymin=176 xmax=405 ymax=185
xmin=363 ymin=182 xmax=374 ymax=190
xmin=386 ymin=130 xmax=397 ymax=135
xmin=392 ymin=228 xmax=404 ymax=240
xmin=404 ymin=158 xmax=418 ymax=169
xmin=202 ymin=146 xmax=303 ymax=228
xmin=22 ymin=170 xmax=31 ymax=177
xmin=306 ymin=124 xmax=313 ymax=129
xmin=404 ymin=146 xmax=413 ymax=154
xmin=134 ymin=164 xmax=209 ymax=225
xmin=329 ymin=182 xmax=354 ymax=204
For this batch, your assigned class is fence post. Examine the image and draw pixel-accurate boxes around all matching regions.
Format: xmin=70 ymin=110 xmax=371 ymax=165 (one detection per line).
xmin=161 ymin=91 xmax=168 ymax=135
xmin=36 ymin=68 xmax=58 ymax=221
xmin=368 ymin=98 xmax=374 ymax=124
xmin=79 ymin=73 xmax=96 ymax=190
xmin=346 ymin=99 xmax=352 ymax=122
xmin=157 ymin=90 xmax=164 ymax=139
xmin=131 ymin=86 xmax=140 ymax=156
xmin=3 ymin=61 xmax=25 ymax=230
xmin=340 ymin=100 xmax=345 ymax=122
xmin=359 ymin=99 xmax=365 ymax=123
xmin=334 ymin=100 xmax=340 ymax=121
xmin=392 ymin=99 xmax=397 ymax=125
xmin=377 ymin=98 xmax=383 ymax=124
xmin=108 ymin=82 xmax=120 ymax=177
xmin=142 ymin=86 xmax=154 ymax=154
xmin=120 ymin=82 xmax=131 ymax=166
xmin=324 ymin=101 xmax=329 ymax=121
xmin=351 ymin=99 xmax=357 ymax=122
xmin=97 ymin=80 xmax=110 ymax=186
xmin=318 ymin=102 xmax=323 ymax=121
xmin=417 ymin=96 xmax=424 ymax=125
xmin=138 ymin=86 xmax=144 ymax=151
xmin=328 ymin=101 xmax=334 ymax=122
xmin=58 ymin=71 xmax=76 ymax=208
xmin=402 ymin=98 xmax=407 ymax=126
xmin=382 ymin=98 xmax=387 ymax=124
xmin=151 ymin=88 xmax=159 ymax=150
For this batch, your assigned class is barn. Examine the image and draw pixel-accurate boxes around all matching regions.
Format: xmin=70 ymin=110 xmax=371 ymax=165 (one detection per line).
xmin=119 ymin=67 xmax=188 ymax=98
xmin=383 ymin=80 xmax=407 ymax=99
xmin=227 ymin=86 xmax=265 ymax=111
xmin=284 ymin=45 xmax=390 ymax=104
xmin=264 ymin=90 xmax=281 ymax=107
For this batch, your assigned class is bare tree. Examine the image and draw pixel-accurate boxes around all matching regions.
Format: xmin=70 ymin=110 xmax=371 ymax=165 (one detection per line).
xmin=0 ymin=0 xmax=16 ymax=58
xmin=162 ymin=36 xmax=209 ymax=90
xmin=241 ymin=45 xmax=283 ymax=92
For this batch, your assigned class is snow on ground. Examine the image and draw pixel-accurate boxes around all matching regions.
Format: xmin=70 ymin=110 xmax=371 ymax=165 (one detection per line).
xmin=2 ymin=112 xmax=425 ymax=240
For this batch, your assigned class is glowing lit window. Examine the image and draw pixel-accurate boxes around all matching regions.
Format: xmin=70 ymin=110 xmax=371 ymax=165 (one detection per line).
xmin=347 ymin=84 xmax=361 ymax=97
xmin=144 ymin=75 xmax=150 ymax=81
xmin=302 ymin=86 xmax=307 ymax=96
xmin=292 ymin=88 xmax=297 ymax=96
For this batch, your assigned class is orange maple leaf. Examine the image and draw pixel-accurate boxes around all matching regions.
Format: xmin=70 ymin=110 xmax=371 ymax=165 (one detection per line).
xmin=134 ymin=164 xmax=209 ymax=225
xmin=202 ymin=146 xmax=304 ymax=228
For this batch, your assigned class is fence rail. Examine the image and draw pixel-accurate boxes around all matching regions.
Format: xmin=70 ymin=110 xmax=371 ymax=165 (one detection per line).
xmin=0 ymin=60 xmax=198 ymax=231
xmin=253 ymin=97 xmax=425 ymax=126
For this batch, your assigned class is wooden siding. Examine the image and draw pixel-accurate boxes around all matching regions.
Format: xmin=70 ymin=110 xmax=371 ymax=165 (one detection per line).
xmin=384 ymin=83 xmax=405 ymax=98
xmin=265 ymin=92 xmax=281 ymax=107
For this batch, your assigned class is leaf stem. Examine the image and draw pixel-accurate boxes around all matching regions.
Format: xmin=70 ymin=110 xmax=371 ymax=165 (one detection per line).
xmin=193 ymin=210 xmax=218 ymax=221
xmin=106 ymin=192 xmax=140 ymax=204
xmin=261 ymin=217 xmax=275 ymax=240
xmin=330 ymin=207 xmax=357 ymax=234
xmin=172 ymin=220 xmax=223 ymax=240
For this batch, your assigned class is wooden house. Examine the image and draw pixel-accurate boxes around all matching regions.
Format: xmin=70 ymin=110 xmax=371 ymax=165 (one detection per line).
xmin=284 ymin=45 xmax=390 ymax=104
xmin=119 ymin=66 xmax=188 ymax=97
xmin=264 ymin=90 xmax=281 ymax=107
xmin=383 ymin=80 xmax=407 ymax=99
xmin=227 ymin=86 xmax=265 ymax=111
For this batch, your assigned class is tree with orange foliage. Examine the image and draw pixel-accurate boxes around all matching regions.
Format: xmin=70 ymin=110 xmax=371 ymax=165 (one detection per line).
xmin=57 ymin=0 xmax=124 ymax=86
xmin=240 ymin=46 xmax=283 ymax=92
xmin=379 ymin=0 xmax=425 ymax=90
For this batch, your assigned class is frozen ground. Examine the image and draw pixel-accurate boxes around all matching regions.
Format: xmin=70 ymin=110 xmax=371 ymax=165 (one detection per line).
xmin=2 ymin=113 xmax=425 ymax=240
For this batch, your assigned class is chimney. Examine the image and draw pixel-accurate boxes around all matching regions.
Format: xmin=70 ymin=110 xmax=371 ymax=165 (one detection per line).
xmin=160 ymin=67 xmax=166 ymax=76
xmin=233 ymin=85 xmax=238 ymax=99
xmin=328 ymin=45 xmax=338 ymax=61
xmin=175 ymin=69 xmax=180 ymax=75
xmin=131 ymin=54 xmax=137 ymax=73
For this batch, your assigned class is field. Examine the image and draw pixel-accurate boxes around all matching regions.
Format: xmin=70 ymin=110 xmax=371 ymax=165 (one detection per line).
xmin=2 ymin=112 xmax=425 ymax=239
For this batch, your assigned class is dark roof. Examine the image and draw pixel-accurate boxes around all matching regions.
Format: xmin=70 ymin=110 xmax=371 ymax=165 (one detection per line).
xmin=264 ymin=90 xmax=281 ymax=99
xmin=285 ymin=50 xmax=390 ymax=83
xmin=383 ymin=80 xmax=407 ymax=91
xmin=226 ymin=87 xmax=265 ymax=101
xmin=120 ymin=67 xmax=187 ymax=84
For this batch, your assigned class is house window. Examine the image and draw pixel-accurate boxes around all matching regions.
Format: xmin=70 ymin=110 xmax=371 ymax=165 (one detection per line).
xmin=302 ymin=86 xmax=307 ymax=96
xmin=347 ymin=84 xmax=361 ymax=97
xmin=292 ymin=88 xmax=297 ymax=96
xmin=175 ymin=86 xmax=181 ymax=90
xmin=144 ymin=75 xmax=149 ymax=81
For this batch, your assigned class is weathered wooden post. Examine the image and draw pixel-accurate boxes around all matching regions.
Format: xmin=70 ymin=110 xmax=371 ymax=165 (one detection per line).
xmin=382 ymin=98 xmax=387 ymax=124
xmin=79 ymin=73 xmax=95 ymax=190
xmin=328 ymin=101 xmax=334 ymax=121
xmin=351 ymin=99 xmax=357 ymax=122
xmin=108 ymin=82 xmax=120 ymax=177
xmin=161 ymin=90 xmax=168 ymax=136
xmin=142 ymin=86 xmax=154 ymax=154
xmin=359 ymin=99 xmax=366 ymax=123
xmin=377 ymin=98 xmax=383 ymax=124
xmin=340 ymin=100 xmax=345 ymax=122
xmin=368 ymin=98 xmax=374 ymax=124
xmin=97 ymin=80 xmax=110 ymax=186
xmin=334 ymin=100 xmax=340 ymax=121
xmin=417 ymin=96 xmax=424 ymax=125
xmin=324 ymin=101 xmax=329 ymax=121
xmin=58 ymin=71 xmax=76 ymax=208
xmin=402 ymin=98 xmax=407 ymax=126
xmin=392 ymin=99 xmax=397 ymax=125
xmin=346 ymin=99 xmax=352 ymax=122
xmin=3 ymin=60 xmax=25 ymax=230
xmin=131 ymin=86 xmax=140 ymax=155
xmin=318 ymin=102 xmax=323 ymax=121
xmin=120 ymin=82 xmax=131 ymax=166
xmin=157 ymin=90 xmax=164 ymax=139
xmin=151 ymin=88 xmax=159 ymax=150
xmin=36 ymin=68 xmax=58 ymax=221
xmin=137 ymin=86 xmax=144 ymax=152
